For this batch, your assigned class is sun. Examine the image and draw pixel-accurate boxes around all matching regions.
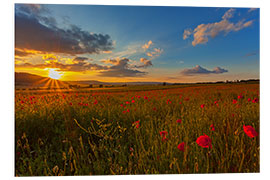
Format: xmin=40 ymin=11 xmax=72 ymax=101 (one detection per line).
xmin=48 ymin=68 xmax=63 ymax=80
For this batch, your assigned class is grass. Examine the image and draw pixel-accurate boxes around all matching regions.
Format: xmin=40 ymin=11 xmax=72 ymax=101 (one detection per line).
xmin=15 ymin=83 xmax=259 ymax=176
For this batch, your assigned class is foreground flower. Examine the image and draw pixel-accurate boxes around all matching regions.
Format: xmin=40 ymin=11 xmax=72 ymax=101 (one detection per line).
xmin=176 ymin=119 xmax=182 ymax=123
xmin=177 ymin=142 xmax=185 ymax=152
xmin=160 ymin=131 xmax=168 ymax=141
xmin=196 ymin=134 xmax=212 ymax=148
xmin=201 ymin=104 xmax=205 ymax=108
xmin=243 ymin=125 xmax=258 ymax=138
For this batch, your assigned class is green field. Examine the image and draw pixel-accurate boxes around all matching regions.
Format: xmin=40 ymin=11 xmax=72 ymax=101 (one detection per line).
xmin=15 ymin=83 xmax=259 ymax=176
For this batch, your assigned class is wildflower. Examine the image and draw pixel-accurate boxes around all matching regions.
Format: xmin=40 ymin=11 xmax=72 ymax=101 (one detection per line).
xmin=160 ymin=131 xmax=168 ymax=141
xmin=201 ymin=104 xmax=205 ymax=108
xmin=144 ymin=96 xmax=148 ymax=100
xmin=248 ymin=98 xmax=251 ymax=102
xmin=196 ymin=134 xmax=212 ymax=148
xmin=252 ymin=98 xmax=259 ymax=103
xmin=176 ymin=119 xmax=182 ymax=124
xmin=69 ymin=102 xmax=72 ymax=106
xmin=210 ymin=124 xmax=215 ymax=131
xmin=243 ymin=125 xmax=258 ymax=138
xmin=177 ymin=142 xmax=185 ymax=152
xmin=126 ymin=101 xmax=130 ymax=104
xmin=233 ymin=99 xmax=237 ymax=104
xmin=131 ymin=100 xmax=135 ymax=103
xmin=238 ymin=95 xmax=243 ymax=99
xmin=133 ymin=121 xmax=140 ymax=128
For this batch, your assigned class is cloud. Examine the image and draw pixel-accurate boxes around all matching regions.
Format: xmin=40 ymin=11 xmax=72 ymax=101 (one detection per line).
xmin=183 ymin=29 xmax=192 ymax=40
xmin=99 ymin=58 xmax=147 ymax=77
xmin=183 ymin=8 xmax=254 ymax=46
xmin=73 ymin=56 xmax=91 ymax=63
xmin=180 ymin=65 xmax=228 ymax=75
xmin=133 ymin=58 xmax=153 ymax=68
xmin=244 ymin=50 xmax=259 ymax=57
xmin=146 ymin=48 xmax=163 ymax=58
xmin=16 ymin=60 xmax=108 ymax=72
xmin=248 ymin=8 xmax=257 ymax=13
xmin=142 ymin=40 xmax=153 ymax=51
xmin=15 ymin=4 xmax=114 ymax=56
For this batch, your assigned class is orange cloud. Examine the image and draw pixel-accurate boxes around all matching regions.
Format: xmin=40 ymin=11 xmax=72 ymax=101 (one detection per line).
xmin=142 ymin=40 xmax=153 ymax=51
xmin=183 ymin=8 xmax=254 ymax=46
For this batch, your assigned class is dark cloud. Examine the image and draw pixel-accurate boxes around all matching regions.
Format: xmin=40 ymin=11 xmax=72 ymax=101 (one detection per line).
xmin=15 ymin=49 xmax=35 ymax=57
xmin=73 ymin=56 xmax=91 ymax=63
xmin=181 ymin=65 xmax=228 ymax=75
xmin=99 ymin=58 xmax=147 ymax=77
xmin=15 ymin=4 xmax=114 ymax=56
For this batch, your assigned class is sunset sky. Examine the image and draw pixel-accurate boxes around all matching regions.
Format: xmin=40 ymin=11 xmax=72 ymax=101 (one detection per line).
xmin=14 ymin=4 xmax=259 ymax=82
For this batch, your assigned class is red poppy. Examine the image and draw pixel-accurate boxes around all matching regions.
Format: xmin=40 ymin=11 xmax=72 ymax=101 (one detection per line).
xmin=233 ymin=99 xmax=237 ymax=104
xmin=196 ymin=134 xmax=212 ymax=148
xmin=210 ymin=124 xmax=215 ymax=131
xmin=252 ymin=98 xmax=259 ymax=103
xmin=243 ymin=125 xmax=258 ymax=138
xmin=177 ymin=142 xmax=185 ymax=152
xmin=144 ymin=96 xmax=148 ymax=100
xmin=248 ymin=98 xmax=252 ymax=102
xmin=159 ymin=131 xmax=168 ymax=141
xmin=133 ymin=121 xmax=140 ymax=128
xmin=131 ymin=100 xmax=135 ymax=103
xmin=238 ymin=95 xmax=243 ymax=99
xmin=176 ymin=119 xmax=182 ymax=123
xmin=201 ymin=104 xmax=205 ymax=108
xmin=126 ymin=101 xmax=130 ymax=104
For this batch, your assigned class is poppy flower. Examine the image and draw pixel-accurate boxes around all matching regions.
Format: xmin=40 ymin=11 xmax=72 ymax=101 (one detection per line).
xmin=201 ymin=104 xmax=205 ymax=108
xmin=177 ymin=142 xmax=185 ymax=152
xmin=248 ymin=98 xmax=251 ymax=102
xmin=210 ymin=124 xmax=215 ymax=131
xmin=176 ymin=119 xmax=182 ymax=123
xmin=131 ymin=100 xmax=135 ymax=103
xmin=196 ymin=134 xmax=212 ymax=148
xmin=159 ymin=131 xmax=168 ymax=141
xmin=233 ymin=99 xmax=237 ymax=104
xmin=243 ymin=125 xmax=258 ymax=138
xmin=133 ymin=121 xmax=140 ymax=128
xmin=252 ymin=98 xmax=259 ymax=103
xmin=238 ymin=95 xmax=243 ymax=99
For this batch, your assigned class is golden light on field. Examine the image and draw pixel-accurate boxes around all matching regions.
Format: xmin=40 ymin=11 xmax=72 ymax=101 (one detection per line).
xmin=47 ymin=68 xmax=63 ymax=80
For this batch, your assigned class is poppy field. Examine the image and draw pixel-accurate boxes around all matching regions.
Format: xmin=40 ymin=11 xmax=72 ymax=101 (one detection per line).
xmin=15 ymin=83 xmax=259 ymax=176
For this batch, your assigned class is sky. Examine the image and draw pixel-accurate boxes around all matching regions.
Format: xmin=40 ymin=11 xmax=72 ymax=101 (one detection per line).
xmin=14 ymin=4 xmax=260 ymax=82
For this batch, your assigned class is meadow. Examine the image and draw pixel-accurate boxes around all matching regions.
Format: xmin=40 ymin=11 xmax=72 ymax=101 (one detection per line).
xmin=15 ymin=83 xmax=260 ymax=176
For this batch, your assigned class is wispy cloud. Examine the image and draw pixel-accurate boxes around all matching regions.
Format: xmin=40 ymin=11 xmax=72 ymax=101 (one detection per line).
xmin=180 ymin=65 xmax=228 ymax=75
xmin=142 ymin=40 xmax=153 ymax=51
xmin=243 ymin=50 xmax=259 ymax=58
xmin=183 ymin=8 xmax=254 ymax=46
xmin=248 ymin=8 xmax=258 ymax=13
